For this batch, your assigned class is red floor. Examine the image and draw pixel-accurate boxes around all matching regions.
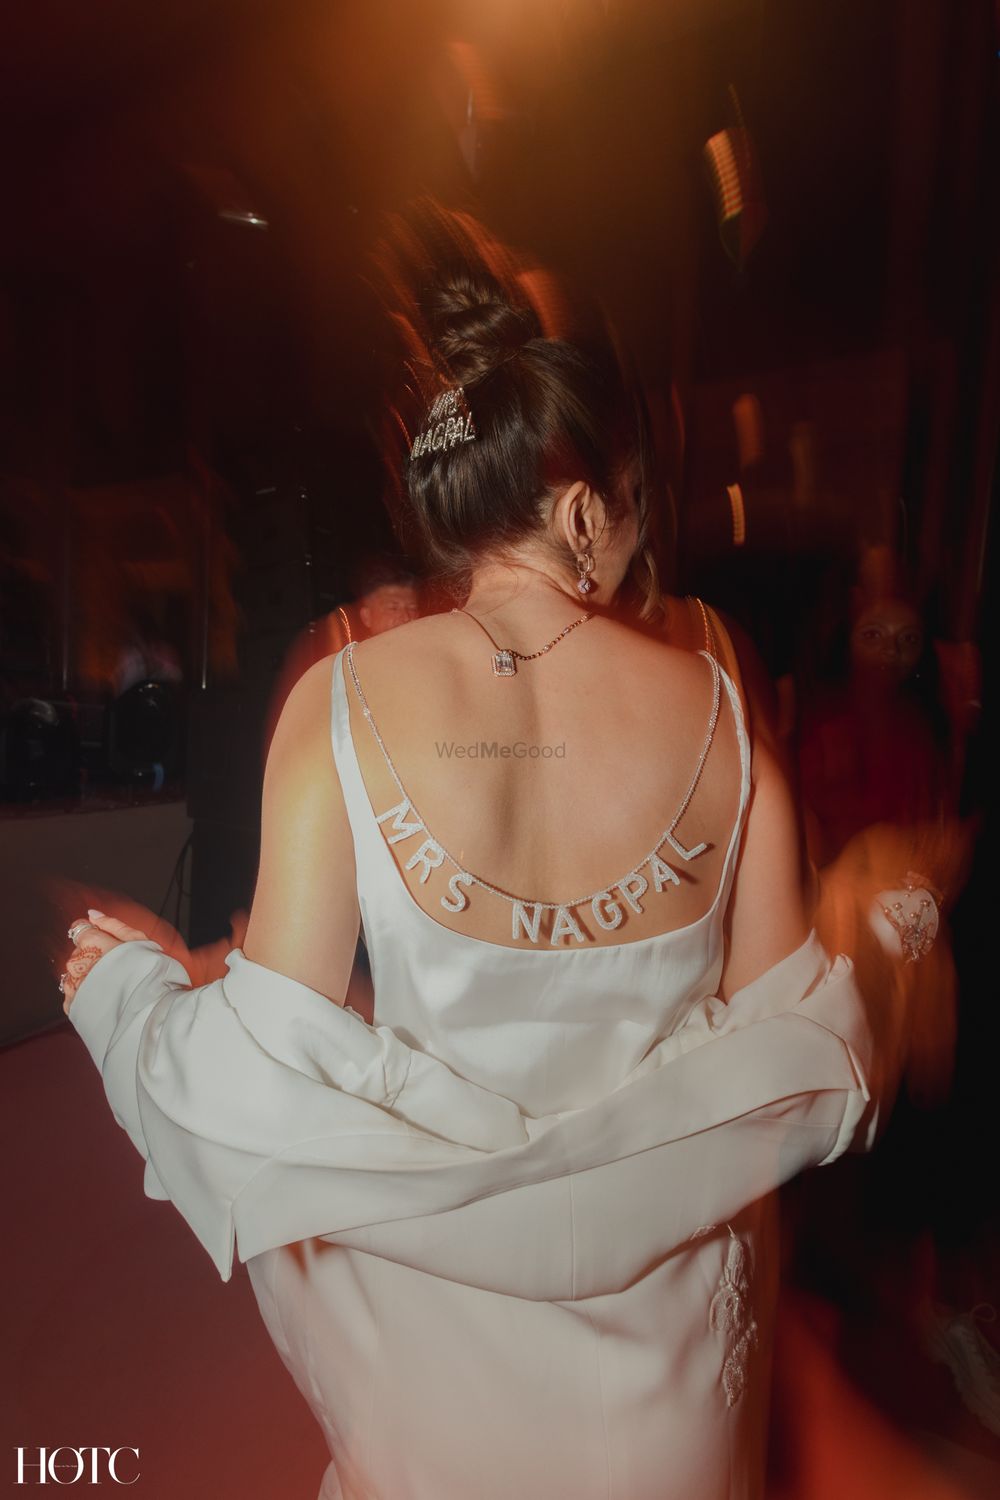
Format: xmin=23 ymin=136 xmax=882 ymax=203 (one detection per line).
xmin=1 ymin=1024 xmax=328 ymax=1500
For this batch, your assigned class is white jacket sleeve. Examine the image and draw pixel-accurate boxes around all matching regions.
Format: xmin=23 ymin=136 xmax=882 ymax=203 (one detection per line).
xmin=69 ymin=931 xmax=874 ymax=1299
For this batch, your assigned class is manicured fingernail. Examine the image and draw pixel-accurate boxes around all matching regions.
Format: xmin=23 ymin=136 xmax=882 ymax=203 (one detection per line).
xmin=88 ymin=909 xmax=105 ymax=920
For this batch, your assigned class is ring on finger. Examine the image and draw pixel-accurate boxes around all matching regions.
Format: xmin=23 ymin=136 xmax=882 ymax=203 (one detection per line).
xmin=68 ymin=921 xmax=94 ymax=944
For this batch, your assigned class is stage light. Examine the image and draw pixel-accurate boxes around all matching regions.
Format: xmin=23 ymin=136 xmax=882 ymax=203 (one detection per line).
xmin=726 ymin=484 xmax=747 ymax=547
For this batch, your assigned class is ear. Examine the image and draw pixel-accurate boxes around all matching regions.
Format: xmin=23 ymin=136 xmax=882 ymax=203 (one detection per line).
xmin=552 ymin=481 xmax=605 ymax=554
xmin=358 ymin=602 xmax=374 ymax=630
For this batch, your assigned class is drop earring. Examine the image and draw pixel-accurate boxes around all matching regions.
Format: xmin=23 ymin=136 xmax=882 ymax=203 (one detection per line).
xmin=576 ymin=551 xmax=596 ymax=595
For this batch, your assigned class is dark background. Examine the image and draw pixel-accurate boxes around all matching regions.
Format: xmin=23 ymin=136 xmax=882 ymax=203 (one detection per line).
xmin=1 ymin=6 xmax=999 ymax=1497
xmin=0 ymin=0 xmax=996 ymax=999
xmin=0 ymin=0 xmax=995 ymax=1008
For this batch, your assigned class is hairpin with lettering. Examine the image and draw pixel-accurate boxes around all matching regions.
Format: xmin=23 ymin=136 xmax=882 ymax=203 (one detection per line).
xmin=409 ymin=387 xmax=477 ymax=461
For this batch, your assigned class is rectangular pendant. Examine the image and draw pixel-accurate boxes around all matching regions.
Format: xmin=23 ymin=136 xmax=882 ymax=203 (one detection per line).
xmin=493 ymin=650 xmax=516 ymax=677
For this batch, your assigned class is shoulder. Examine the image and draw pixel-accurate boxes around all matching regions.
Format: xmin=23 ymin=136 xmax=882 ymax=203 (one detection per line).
xmin=273 ymin=651 xmax=339 ymax=732
xmin=245 ymin=655 xmax=360 ymax=998
xmin=349 ymin=614 xmax=478 ymax=713
xmin=348 ymin=609 xmax=720 ymax=722
xmin=265 ymin=653 xmax=343 ymax=797
xmin=599 ymin=615 xmax=732 ymax=707
xmin=350 ymin=612 xmax=455 ymax=671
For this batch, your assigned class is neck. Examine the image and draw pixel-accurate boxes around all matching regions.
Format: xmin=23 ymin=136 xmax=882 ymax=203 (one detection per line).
xmin=463 ymin=557 xmax=597 ymax=620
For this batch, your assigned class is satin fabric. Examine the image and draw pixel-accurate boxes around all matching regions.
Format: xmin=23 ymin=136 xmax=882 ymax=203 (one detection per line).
xmin=68 ymin=647 xmax=876 ymax=1498
xmin=71 ymin=933 xmax=872 ymax=1294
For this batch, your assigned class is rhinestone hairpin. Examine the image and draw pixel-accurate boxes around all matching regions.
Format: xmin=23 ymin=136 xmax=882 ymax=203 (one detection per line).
xmin=410 ymin=387 xmax=476 ymax=460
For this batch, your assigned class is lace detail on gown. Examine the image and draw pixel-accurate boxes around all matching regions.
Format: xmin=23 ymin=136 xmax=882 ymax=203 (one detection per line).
xmin=708 ymin=1227 xmax=759 ymax=1407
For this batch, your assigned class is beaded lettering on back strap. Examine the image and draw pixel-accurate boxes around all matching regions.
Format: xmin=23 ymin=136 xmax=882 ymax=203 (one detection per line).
xmin=345 ymin=641 xmax=722 ymax=947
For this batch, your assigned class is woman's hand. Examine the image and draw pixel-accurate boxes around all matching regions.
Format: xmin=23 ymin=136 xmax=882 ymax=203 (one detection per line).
xmin=60 ymin=910 xmax=150 ymax=1014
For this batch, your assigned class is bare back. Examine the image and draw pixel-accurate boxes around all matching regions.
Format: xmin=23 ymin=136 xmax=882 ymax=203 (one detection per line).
xmin=245 ymin=601 xmax=807 ymax=1002
xmin=345 ymin=611 xmax=743 ymax=950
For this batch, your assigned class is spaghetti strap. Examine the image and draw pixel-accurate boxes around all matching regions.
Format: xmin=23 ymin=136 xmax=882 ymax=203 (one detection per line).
xmin=329 ymin=647 xmax=391 ymax=874
xmin=339 ymin=640 xmax=748 ymax=948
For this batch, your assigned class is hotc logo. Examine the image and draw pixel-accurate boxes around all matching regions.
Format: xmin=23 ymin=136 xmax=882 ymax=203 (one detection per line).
xmin=14 ymin=1448 xmax=140 ymax=1485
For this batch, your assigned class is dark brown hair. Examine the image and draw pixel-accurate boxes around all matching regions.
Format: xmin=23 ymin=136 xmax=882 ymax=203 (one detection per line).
xmin=375 ymin=202 xmax=663 ymax=622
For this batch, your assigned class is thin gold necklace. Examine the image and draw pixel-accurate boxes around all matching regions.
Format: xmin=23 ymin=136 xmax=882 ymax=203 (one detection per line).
xmin=451 ymin=607 xmax=592 ymax=677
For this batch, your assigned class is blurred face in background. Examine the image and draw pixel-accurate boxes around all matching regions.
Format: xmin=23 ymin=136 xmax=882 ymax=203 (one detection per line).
xmin=850 ymin=597 xmax=924 ymax=686
xmin=358 ymin=582 xmax=420 ymax=634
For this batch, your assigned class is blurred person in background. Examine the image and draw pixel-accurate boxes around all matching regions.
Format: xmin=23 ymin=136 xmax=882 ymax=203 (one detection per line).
xmin=266 ymin=552 xmax=421 ymax=752
xmin=796 ymin=544 xmax=972 ymax=1110
xmin=789 ymin=542 xmax=994 ymax=1443
xmin=112 ymin=604 xmax=185 ymax=698
xmin=322 ymin=553 xmax=422 ymax=645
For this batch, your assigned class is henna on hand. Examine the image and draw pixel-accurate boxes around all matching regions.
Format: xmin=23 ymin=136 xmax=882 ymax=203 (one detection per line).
xmin=66 ymin=944 xmax=104 ymax=983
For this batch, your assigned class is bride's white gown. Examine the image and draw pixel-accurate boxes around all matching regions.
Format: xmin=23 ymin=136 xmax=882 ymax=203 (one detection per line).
xmin=69 ymin=646 xmax=875 ymax=1500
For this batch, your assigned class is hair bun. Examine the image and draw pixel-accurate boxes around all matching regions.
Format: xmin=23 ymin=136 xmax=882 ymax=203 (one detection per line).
xmin=425 ymin=268 xmax=541 ymax=384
